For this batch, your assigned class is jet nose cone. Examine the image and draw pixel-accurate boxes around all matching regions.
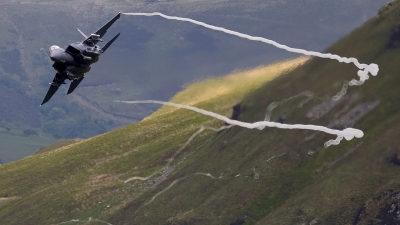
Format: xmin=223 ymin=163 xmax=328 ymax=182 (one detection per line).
xmin=50 ymin=54 xmax=59 ymax=62
xmin=50 ymin=49 xmax=62 ymax=62
xmin=49 ymin=45 xmax=62 ymax=61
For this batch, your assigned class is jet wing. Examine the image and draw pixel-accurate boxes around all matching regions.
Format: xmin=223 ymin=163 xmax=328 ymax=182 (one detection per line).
xmin=94 ymin=12 xmax=121 ymax=38
xmin=40 ymin=73 xmax=66 ymax=106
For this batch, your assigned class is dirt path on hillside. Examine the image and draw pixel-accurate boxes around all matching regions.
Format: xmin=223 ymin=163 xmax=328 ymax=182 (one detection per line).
xmin=72 ymin=94 xmax=140 ymax=125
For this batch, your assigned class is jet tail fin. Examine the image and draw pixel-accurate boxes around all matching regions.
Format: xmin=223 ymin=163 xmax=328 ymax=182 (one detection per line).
xmin=94 ymin=12 xmax=121 ymax=39
xmin=101 ymin=33 xmax=120 ymax=53
xmin=83 ymin=12 xmax=121 ymax=46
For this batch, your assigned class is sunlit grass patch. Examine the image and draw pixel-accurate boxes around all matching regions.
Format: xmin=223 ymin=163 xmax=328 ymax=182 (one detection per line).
xmin=149 ymin=57 xmax=308 ymax=119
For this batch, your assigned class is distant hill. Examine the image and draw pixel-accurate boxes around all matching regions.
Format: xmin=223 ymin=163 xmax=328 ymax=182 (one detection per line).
xmin=0 ymin=0 xmax=388 ymax=163
xmin=2 ymin=1 xmax=400 ymax=223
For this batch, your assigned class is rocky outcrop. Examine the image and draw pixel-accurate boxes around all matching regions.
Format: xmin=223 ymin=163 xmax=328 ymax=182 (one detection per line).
xmin=354 ymin=189 xmax=400 ymax=225
xmin=387 ymin=25 xmax=400 ymax=48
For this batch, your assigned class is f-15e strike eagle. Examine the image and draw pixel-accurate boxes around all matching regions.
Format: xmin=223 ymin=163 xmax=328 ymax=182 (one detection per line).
xmin=41 ymin=12 xmax=121 ymax=106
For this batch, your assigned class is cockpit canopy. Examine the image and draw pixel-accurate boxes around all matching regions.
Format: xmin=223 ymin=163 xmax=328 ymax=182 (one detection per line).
xmin=49 ymin=45 xmax=61 ymax=54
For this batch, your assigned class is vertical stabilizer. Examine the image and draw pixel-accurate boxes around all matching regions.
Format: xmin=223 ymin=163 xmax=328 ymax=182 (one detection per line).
xmin=101 ymin=33 xmax=120 ymax=53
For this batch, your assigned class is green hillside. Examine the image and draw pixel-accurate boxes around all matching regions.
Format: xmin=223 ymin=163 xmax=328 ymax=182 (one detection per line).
xmin=0 ymin=58 xmax=306 ymax=224
xmin=1 ymin=1 xmax=400 ymax=224
xmin=0 ymin=0 xmax=387 ymax=163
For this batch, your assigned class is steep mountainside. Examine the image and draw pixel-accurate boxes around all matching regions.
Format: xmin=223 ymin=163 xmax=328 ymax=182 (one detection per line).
xmin=1 ymin=1 xmax=400 ymax=224
xmin=0 ymin=0 xmax=388 ymax=163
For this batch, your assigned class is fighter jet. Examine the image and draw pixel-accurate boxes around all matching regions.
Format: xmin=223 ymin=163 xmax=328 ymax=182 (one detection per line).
xmin=41 ymin=12 xmax=122 ymax=106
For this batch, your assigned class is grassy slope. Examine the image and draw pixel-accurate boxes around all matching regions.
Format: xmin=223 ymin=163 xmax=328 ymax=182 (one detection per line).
xmin=34 ymin=139 xmax=83 ymax=155
xmin=108 ymin=1 xmax=400 ymax=224
xmin=0 ymin=0 xmax=388 ymax=163
xmin=249 ymin=2 xmax=400 ymax=224
xmin=1 ymin=1 xmax=400 ymax=224
xmin=0 ymin=58 xmax=306 ymax=225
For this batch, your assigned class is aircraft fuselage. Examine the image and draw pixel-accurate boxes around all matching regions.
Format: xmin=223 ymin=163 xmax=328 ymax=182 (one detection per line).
xmin=49 ymin=42 xmax=101 ymax=79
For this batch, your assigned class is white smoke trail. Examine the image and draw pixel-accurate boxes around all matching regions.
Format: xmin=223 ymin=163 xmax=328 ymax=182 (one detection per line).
xmin=332 ymin=81 xmax=349 ymax=101
xmin=324 ymin=136 xmax=344 ymax=148
xmin=116 ymin=100 xmax=364 ymax=143
xmin=332 ymin=78 xmax=367 ymax=101
xmin=122 ymin=12 xmax=379 ymax=83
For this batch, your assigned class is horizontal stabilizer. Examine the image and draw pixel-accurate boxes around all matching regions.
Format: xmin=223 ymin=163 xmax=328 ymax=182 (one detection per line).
xmin=67 ymin=76 xmax=84 ymax=95
xmin=101 ymin=33 xmax=120 ymax=53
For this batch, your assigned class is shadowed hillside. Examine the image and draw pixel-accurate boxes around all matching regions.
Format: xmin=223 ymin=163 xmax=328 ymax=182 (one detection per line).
xmin=1 ymin=1 xmax=400 ymax=224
